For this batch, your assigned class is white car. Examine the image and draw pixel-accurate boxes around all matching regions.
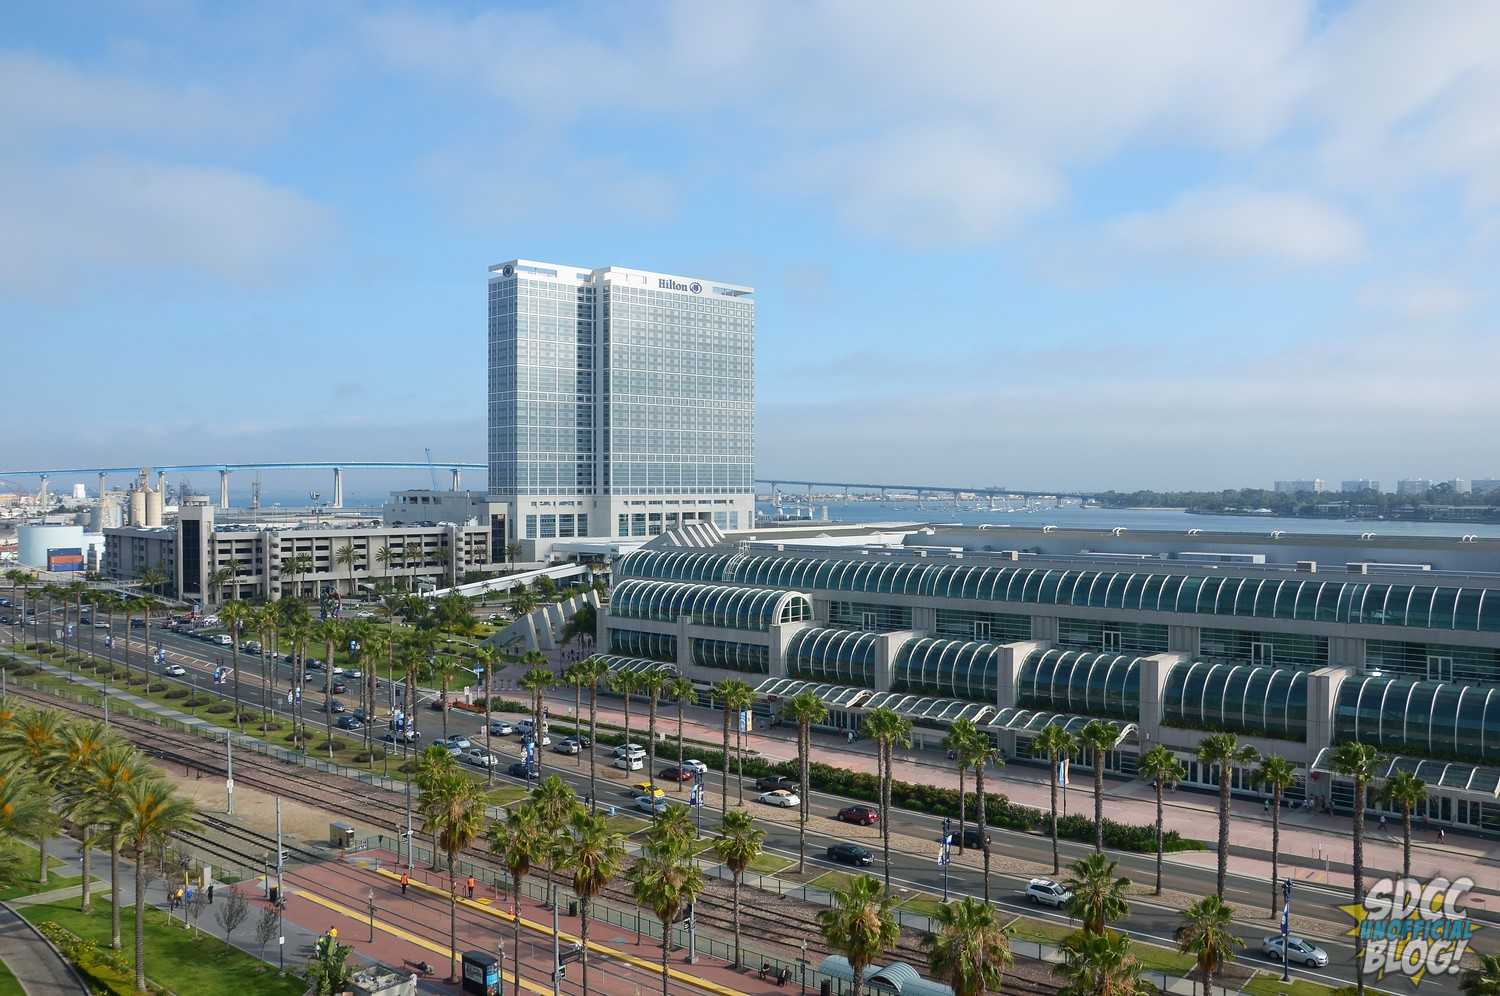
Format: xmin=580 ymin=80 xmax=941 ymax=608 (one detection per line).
xmin=614 ymin=743 xmax=646 ymax=759
xmin=1261 ymin=936 xmax=1329 ymax=968
xmin=1026 ymin=879 xmax=1073 ymax=908
xmin=553 ymin=738 xmax=581 ymax=755
xmin=757 ymin=789 xmax=800 ymax=808
xmin=489 ymin=721 xmax=514 ymax=736
xmin=463 ymin=748 xmax=497 ymax=768
xmin=680 ymin=759 xmax=708 ymax=776
xmin=213 ymin=634 xmax=233 ymax=646
xmin=163 ymin=664 xmax=187 ymax=677
xmin=344 ymin=668 xmax=363 ymax=679
xmin=613 ymin=755 xmax=644 ymax=772
xmin=445 ymin=735 xmax=472 ymax=750
xmin=633 ymin=794 xmax=669 ymax=815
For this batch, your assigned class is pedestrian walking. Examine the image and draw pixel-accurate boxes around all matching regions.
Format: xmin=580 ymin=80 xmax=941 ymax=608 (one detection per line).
xmin=466 ymin=875 xmax=476 ymax=899
xmin=207 ymin=884 xmax=215 ymax=905
xmin=400 ymin=871 xmax=409 ymax=896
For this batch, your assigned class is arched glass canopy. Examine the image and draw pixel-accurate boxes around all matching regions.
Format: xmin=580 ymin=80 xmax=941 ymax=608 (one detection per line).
xmin=1334 ymin=675 xmax=1500 ymax=764
xmin=785 ymin=628 xmax=879 ymax=687
xmin=891 ymin=638 xmax=1004 ymax=703
xmin=1161 ymin=660 xmax=1308 ymax=741
xmin=609 ymin=578 xmax=811 ymax=631
xmin=1018 ymin=649 xmax=1143 ymax=720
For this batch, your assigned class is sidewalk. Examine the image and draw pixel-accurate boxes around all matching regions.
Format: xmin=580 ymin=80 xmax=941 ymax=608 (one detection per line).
xmin=0 ymin=903 xmax=88 ymax=995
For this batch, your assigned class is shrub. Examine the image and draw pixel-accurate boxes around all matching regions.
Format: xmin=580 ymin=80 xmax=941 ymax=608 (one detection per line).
xmin=163 ymin=689 xmax=189 ymax=700
xmin=351 ymin=751 xmax=380 ymax=763
xmin=186 ymin=695 xmax=214 ymax=707
xmin=144 ymin=682 xmax=167 ymax=693
xmin=205 ymin=703 xmax=232 ymax=715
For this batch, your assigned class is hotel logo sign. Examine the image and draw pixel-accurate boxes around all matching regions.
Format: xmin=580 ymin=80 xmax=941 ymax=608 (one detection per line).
xmin=658 ymin=278 xmax=702 ymax=294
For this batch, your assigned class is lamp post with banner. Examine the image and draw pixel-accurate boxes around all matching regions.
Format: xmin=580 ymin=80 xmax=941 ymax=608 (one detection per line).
xmin=938 ymin=817 xmax=953 ymax=901
xmin=690 ymin=773 xmax=705 ymax=834
xmin=1281 ymin=877 xmax=1292 ymax=981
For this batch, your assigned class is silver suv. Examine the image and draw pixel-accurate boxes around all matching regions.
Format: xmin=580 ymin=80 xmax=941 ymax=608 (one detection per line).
xmin=1025 ymin=878 xmax=1073 ymax=908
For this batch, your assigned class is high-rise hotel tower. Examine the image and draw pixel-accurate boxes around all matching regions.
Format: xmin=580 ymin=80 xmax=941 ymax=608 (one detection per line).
xmin=488 ymin=260 xmax=755 ymax=557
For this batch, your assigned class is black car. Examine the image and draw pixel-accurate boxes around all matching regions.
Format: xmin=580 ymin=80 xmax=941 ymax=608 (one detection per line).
xmin=960 ymin=828 xmax=992 ymax=850
xmin=335 ymin=716 xmax=363 ymax=731
xmin=755 ymin=775 xmax=799 ymax=792
xmin=507 ymin=761 xmax=537 ymax=779
xmin=352 ymin=709 xmax=372 ymax=723
xmin=826 ymin=843 xmax=874 ymax=867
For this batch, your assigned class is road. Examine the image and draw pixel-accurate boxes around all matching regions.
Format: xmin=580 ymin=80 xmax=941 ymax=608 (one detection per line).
xmin=7 ymin=615 xmax=1471 ymax=996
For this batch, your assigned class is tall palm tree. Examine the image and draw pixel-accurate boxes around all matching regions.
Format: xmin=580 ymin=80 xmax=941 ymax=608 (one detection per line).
xmin=577 ymin=656 xmax=607 ymax=809
xmin=663 ymin=676 xmax=693 ymax=786
xmin=862 ymin=706 xmax=912 ymax=895
xmin=283 ymin=618 xmax=311 ymax=750
xmin=135 ymin=595 xmax=162 ymax=687
xmin=1196 ymin=733 xmax=1260 ymax=898
xmin=1077 ymin=719 xmax=1119 ymax=854
xmin=251 ymin=605 xmax=278 ymax=731
xmin=1065 ymin=853 xmax=1132 ymax=935
xmin=117 ymin=775 xmax=195 ymax=991
xmin=611 ymin=669 xmax=639 ymax=758
xmin=1054 ymin=930 xmax=1153 ymax=996
xmin=374 ymin=543 xmax=392 ymax=590
xmin=628 ymin=825 xmax=705 ymax=996
xmin=714 ymin=809 xmax=765 ymax=969
xmin=944 ymin=719 xmax=981 ymax=856
xmin=964 ymin=731 xmax=1001 ymax=903
xmin=520 ymin=665 xmax=553 ymax=778
xmin=207 ymin=565 xmax=235 ymax=607
xmin=1332 ymin=740 xmax=1381 ymax=996
xmin=1136 ymin=745 xmax=1185 ymax=896
xmin=530 ymin=775 xmax=579 ymax=910
xmin=400 ymin=541 xmax=420 ymax=593
xmin=783 ymin=690 xmax=827 ymax=874
xmin=922 ymin=896 xmax=1013 ymax=996
xmin=711 ymin=678 xmax=737 ymax=817
xmin=560 ymin=808 xmax=626 ymax=996
xmin=51 ymin=720 xmax=113 ymax=913
xmin=506 ymin=541 xmax=522 ymax=570
xmin=314 ymin=618 xmax=345 ymax=759
xmin=421 ymin=771 xmax=486 ymax=983
xmin=219 ymin=600 xmax=252 ymax=731
xmin=561 ymin=661 xmax=586 ymax=767
xmin=1255 ymin=754 xmax=1298 ymax=913
xmin=414 ymin=744 xmax=459 ymax=866
xmin=723 ymin=680 xmax=756 ymax=804
xmin=0 ymin=757 xmax=46 ymax=847
xmin=65 ymin=580 xmax=89 ymax=659
xmin=1176 ymin=895 xmax=1242 ymax=996
xmin=816 ymin=875 xmax=901 ymax=996
xmin=490 ymin=803 xmax=548 ymax=996
xmin=473 ymin=644 xmax=498 ymax=783
xmin=89 ymin=743 xmax=149 ymax=950
xmin=1034 ymin=724 xmax=1076 ymax=875
xmin=1381 ymin=769 xmax=1428 ymax=880
xmin=335 ymin=540 xmax=358 ymax=599
xmin=1460 ymin=954 xmax=1500 ymax=996
xmin=639 ymin=666 xmax=669 ymax=791
xmin=1 ymin=709 xmax=62 ymax=883
xmin=137 ymin=567 xmax=167 ymax=598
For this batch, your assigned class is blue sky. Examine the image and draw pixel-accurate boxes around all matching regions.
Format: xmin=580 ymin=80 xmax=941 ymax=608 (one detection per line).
xmin=3 ymin=1 xmax=1499 ymax=495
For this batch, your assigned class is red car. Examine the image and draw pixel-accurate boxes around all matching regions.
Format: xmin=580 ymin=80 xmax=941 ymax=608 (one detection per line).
xmin=837 ymin=805 xmax=879 ymax=826
xmin=658 ymin=767 xmax=696 ymax=783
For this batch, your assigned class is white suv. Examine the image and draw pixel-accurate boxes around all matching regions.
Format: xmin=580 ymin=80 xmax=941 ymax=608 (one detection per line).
xmin=1025 ymin=878 xmax=1073 ymax=908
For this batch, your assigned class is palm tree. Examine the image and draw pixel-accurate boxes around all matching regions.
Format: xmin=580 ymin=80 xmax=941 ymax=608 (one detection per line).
xmin=709 ymin=679 xmax=737 ymax=817
xmin=65 ymin=580 xmax=88 ymax=658
xmin=283 ymin=619 xmax=311 ymax=750
xmin=639 ymin=666 xmax=669 ymax=790
xmin=1332 ymin=740 xmax=1381 ymax=996
xmin=401 ymin=541 xmax=421 ymax=593
xmin=783 ymin=690 xmax=827 ymax=874
xmin=207 ymin=565 xmax=235 ymax=606
xmin=136 ymin=595 xmax=162 ymax=687
xmin=1460 ymin=954 xmax=1500 ymax=996
xmin=1 ymin=709 xmax=62 ymax=883
xmin=490 ymin=804 xmax=548 ymax=996
xmin=138 ymin=566 xmax=167 ymax=598
xmin=1136 ymin=745 xmax=1184 ymax=896
xmin=578 ymin=656 xmax=607 ymax=809
xmin=0 ymin=757 xmax=46 ymax=847
xmin=51 ymin=720 xmax=113 ymax=913
xmin=1255 ymin=754 xmax=1298 ymax=913
xmin=1054 ymin=930 xmax=1153 ymax=996
xmin=560 ymin=808 xmax=627 ymax=996
xmin=1065 ymin=853 xmax=1132 ymax=935
xmin=562 ymin=661 xmax=588 ymax=767
xmin=964 ymin=731 xmax=1001 ymax=903
xmin=117 ymin=775 xmax=195 ymax=991
xmin=816 ymin=875 xmax=901 ymax=996
xmin=315 ymin=619 xmax=345 ymax=759
xmin=1196 ymin=733 xmax=1260 ymax=898
xmin=506 ymin=541 xmax=523 ymax=570
xmin=611 ymin=669 xmax=639 ymax=759
xmin=374 ymin=543 xmax=392 ymax=590
xmin=922 ymin=896 xmax=1013 ymax=996
xmin=713 ymin=809 xmax=765 ymax=969
xmin=306 ymin=930 xmax=355 ymax=995
xmin=1381 ymin=769 xmax=1428 ymax=880
xmin=220 ymin=600 xmax=252 ymax=731
xmin=723 ymin=680 xmax=756 ymax=804
xmin=473 ymin=644 xmax=498 ymax=783
xmin=944 ymin=719 xmax=981 ymax=855
xmin=628 ymin=827 xmax=705 ymax=996
xmin=414 ymin=744 xmax=459 ymax=865
xmin=1176 ymin=895 xmax=1242 ymax=996
xmin=1034 ymin=724 xmax=1076 ymax=875
xmin=89 ymin=743 xmax=149 ymax=950
xmin=520 ymin=665 xmax=553 ymax=778
xmin=421 ymin=771 xmax=486 ymax=983
xmin=1077 ymin=719 xmax=1119 ymax=854
xmin=862 ymin=706 xmax=912 ymax=895
xmin=254 ymin=604 xmax=281 ymax=731
xmin=335 ymin=540 xmax=358 ymax=599
xmin=530 ymin=775 xmax=578 ymax=910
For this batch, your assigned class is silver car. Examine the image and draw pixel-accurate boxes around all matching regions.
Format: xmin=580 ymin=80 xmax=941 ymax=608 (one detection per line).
xmin=1261 ymin=936 xmax=1329 ymax=968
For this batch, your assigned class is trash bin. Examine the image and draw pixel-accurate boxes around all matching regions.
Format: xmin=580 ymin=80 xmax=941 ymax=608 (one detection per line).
xmin=268 ymin=885 xmax=279 ymax=905
xmin=330 ymin=821 xmax=356 ymax=848
xmin=460 ymin=951 xmax=501 ymax=995
xmin=568 ymin=900 xmax=579 ymax=917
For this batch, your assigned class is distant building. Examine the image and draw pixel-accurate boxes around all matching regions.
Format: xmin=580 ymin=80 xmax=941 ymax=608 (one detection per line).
xmin=1449 ymin=479 xmax=1472 ymax=495
xmin=1340 ymin=480 xmax=1381 ymax=493
xmin=71 ymin=483 xmax=86 ymax=500
xmin=1473 ymin=479 xmax=1500 ymax=496
xmin=1397 ymin=479 xmax=1432 ymax=496
xmin=1273 ymin=479 xmax=1325 ymax=495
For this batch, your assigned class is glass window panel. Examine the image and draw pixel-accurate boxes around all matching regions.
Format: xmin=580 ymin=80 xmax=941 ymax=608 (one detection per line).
xmin=1455 ymin=589 xmax=1483 ymax=631
xmin=1430 ymin=588 xmax=1459 ymax=631
xmin=1196 ymin=577 xmax=1222 ymax=614
xmin=1274 ymin=581 xmax=1300 ymax=620
xmin=1140 ymin=574 xmax=1164 ymax=611
xmin=1176 ymin=577 xmax=1204 ymax=614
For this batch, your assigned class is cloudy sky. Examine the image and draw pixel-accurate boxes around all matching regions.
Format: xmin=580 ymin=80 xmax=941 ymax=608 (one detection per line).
xmin=3 ymin=1 xmax=1499 ymax=495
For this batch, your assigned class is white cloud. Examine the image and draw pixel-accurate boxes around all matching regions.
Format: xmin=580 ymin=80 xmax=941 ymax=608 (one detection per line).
xmin=1108 ymin=187 xmax=1363 ymax=266
xmin=0 ymin=157 xmax=331 ymax=291
xmin=1358 ymin=279 xmax=1475 ymax=322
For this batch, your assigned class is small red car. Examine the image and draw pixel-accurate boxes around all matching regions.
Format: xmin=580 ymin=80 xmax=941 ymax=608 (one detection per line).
xmin=659 ymin=767 xmax=696 ymax=783
xmin=837 ymin=805 xmax=879 ymax=826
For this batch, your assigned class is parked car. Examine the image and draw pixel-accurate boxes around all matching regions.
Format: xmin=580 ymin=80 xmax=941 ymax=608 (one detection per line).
xmin=1261 ymin=936 xmax=1329 ymax=968
xmin=320 ymin=700 xmax=348 ymax=714
xmin=335 ymin=716 xmax=363 ymax=731
xmin=243 ymin=641 xmax=261 ymax=654
xmin=755 ymin=775 xmax=799 ymax=793
xmin=344 ymin=667 xmax=362 ymax=680
xmin=633 ymin=794 xmax=670 ymax=815
xmin=960 ymin=828 xmax=992 ymax=850
xmin=632 ymin=782 xmax=665 ymax=799
xmin=445 ymin=735 xmax=472 ymax=750
xmin=613 ymin=755 xmax=644 ymax=772
xmin=757 ymin=789 xmax=800 ymax=808
xmin=507 ymin=761 xmax=536 ymax=779
xmin=213 ymin=634 xmax=233 ymax=646
xmin=826 ymin=843 xmax=873 ymax=867
xmin=162 ymin=664 xmax=187 ymax=677
xmin=305 ymin=659 xmax=326 ymax=671
xmin=836 ymin=805 xmax=879 ymax=826
xmin=463 ymin=748 xmax=497 ymax=768
xmin=659 ymin=767 xmax=696 ymax=783
xmin=553 ymin=738 xmax=581 ymax=755
xmin=1025 ymin=878 xmax=1072 ymax=908
xmin=613 ymin=743 xmax=646 ymax=758
xmin=574 ymin=735 xmax=592 ymax=748
xmin=680 ymin=759 xmax=708 ymax=776
xmin=488 ymin=721 xmax=514 ymax=736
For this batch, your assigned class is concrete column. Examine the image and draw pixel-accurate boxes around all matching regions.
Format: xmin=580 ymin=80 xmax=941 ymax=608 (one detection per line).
xmin=874 ymin=631 xmax=914 ymax=692
xmin=997 ymin=640 xmax=1048 ymax=708
xmin=157 ymin=471 xmax=167 ymax=496
xmin=37 ymin=474 xmax=48 ymax=507
xmin=1031 ymin=614 xmax=1059 ymax=642
xmin=332 ymin=468 xmax=344 ymax=508
xmin=1306 ymin=666 xmax=1353 ymax=774
xmin=97 ymin=472 xmax=106 ymax=500
xmin=910 ymin=605 xmax=936 ymax=633
xmin=219 ymin=469 xmax=231 ymax=509
xmin=1136 ymin=653 xmax=1188 ymax=750
xmin=450 ymin=468 xmax=462 ymax=491
xmin=1167 ymin=625 xmax=1199 ymax=655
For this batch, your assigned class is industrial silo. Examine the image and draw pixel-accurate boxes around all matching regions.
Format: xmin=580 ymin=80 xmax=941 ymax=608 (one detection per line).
xmin=129 ymin=486 xmax=146 ymax=526
xmin=145 ymin=486 xmax=163 ymax=527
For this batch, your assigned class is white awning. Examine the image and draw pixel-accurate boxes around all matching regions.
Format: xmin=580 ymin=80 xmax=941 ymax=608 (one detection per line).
xmin=1309 ymin=748 xmax=1500 ymax=799
xmin=984 ymin=709 xmax=1137 ymax=748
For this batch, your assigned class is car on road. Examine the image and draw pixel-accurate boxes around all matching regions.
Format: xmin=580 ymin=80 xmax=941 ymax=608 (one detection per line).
xmin=445 ymin=735 xmax=472 ymax=750
xmin=633 ymin=794 xmax=670 ymax=815
xmin=162 ymin=664 xmax=187 ymax=677
xmin=659 ymin=767 xmax=696 ymax=783
xmin=243 ymin=641 xmax=261 ymax=654
xmin=463 ymin=748 xmax=497 ymax=768
xmin=612 ymin=755 xmax=644 ymax=772
xmin=488 ymin=721 xmax=514 ymax=736
xmin=305 ymin=659 xmax=326 ymax=671
xmin=507 ymin=761 xmax=536 ymax=779
xmin=757 ymin=789 xmax=800 ymax=808
xmin=826 ymin=843 xmax=873 ymax=867
xmin=959 ymin=828 xmax=992 ymax=850
xmin=330 ymin=681 xmax=349 ymax=695
xmin=213 ymin=634 xmax=232 ymax=646
xmin=320 ymin=700 xmax=348 ymax=713
xmin=335 ymin=716 xmax=363 ymax=731
xmin=379 ymin=732 xmax=412 ymax=746
xmin=1025 ymin=878 xmax=1072 ymax=908
xmin=516 ymin=720 xmax=537 ymax=734
xmin=836 ymin=805 xmax=878 ymax=826
xmin=1261 ymin=936 xmax=1329 ymax=968
xmin=755 ymin=775 xmax=799 ymax=793
xmin=553 ymin=738 xmax=581 ymax=755
xmin=613 ymin=743 xmax=646 ymax=759
xmin=352 ymin=709 xmax=372 ymax=724
xmin=632 ymin=782 xmax=665 ymax=799
xmin=344 ymin=668 xmax=362 ymax=679
xmin=680 ymin=759 xmax=708 ymax=776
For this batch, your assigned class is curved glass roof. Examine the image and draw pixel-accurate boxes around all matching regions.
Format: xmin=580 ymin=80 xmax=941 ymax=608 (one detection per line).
xmin=1334 ymin=675 xmax=1499 ymax=764
xmin=892 ymin=637 xmax=1003 ymax=703
xmin=984 ymin=708 xmax=1136 ymax=746
xmin=785 ymin=627 xmax=879 ymax=688
xmin=599 ymin=655 xmax=678 ymax=676
xmin=861 ymin=691 xmax=996 ymax=726
xmin=618 ymin=549 xmax=1500 ymax=633
xmin=1018 ymin=649 xmax=1143 ymax=720
xmin=609 ymin=578 xmax=811 ymax=631
xmin=1311 ymin=747 xmax=1500 ymax=799
xmin=753 ymin=677 xmax=874 ymax=708
xmin=1163 ymin=660 xmax=1308 ymax=741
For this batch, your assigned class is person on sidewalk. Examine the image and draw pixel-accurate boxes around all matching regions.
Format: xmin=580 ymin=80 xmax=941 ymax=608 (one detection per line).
xmin=207 ymin=884 xmax=214 ymax=905
xmin=400 ymin=871 xmax=409 ymax=896
xmin=466 ymin=875 xmax=476 ymax=899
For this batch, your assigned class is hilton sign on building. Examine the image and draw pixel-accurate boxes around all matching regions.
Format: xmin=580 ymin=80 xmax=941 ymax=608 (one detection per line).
xmin=487 ymin=259 xmax=756 ymax=558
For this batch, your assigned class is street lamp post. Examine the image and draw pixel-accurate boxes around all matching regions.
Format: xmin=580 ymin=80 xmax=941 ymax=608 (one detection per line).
xmin=368 ymin=888 xmax=375 ymax=943
xmin=799 ymin=939 xmax=808 ymax=996
xmin=1281 ymin=877 xmax=1293 ymax=982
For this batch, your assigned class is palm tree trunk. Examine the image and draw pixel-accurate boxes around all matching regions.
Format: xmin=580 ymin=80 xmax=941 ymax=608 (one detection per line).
xmin=647 ymin=694 xmax=658 ymax=789
xmin=326 ymin=642 xmax=336 ymax=760
xmin=622 ymin=693 xmax=631 ymax=761
xmin=1049 ymin=751 xmax=1060 ymax=874
xmin=881 ymin=742 xmax=892 ymax=896
xmin=1271 ymin=787 xmax=1281 ymax=913
xmin=485 ymin=688 xmax=494 ymax=786
xmin=577 ymin=682 xmax=584 ymax=768
xmin=797 ymin=721 xmax=809 ymax=874
xmin=956 ymin=764 xmax=967 ymax=855
xmin=588 ymin=683 xmax=598 ymax=812
xmin=134 ymin=844 xmax=147 ymax=992
xmin=1353 ymin=779 xmax=1366 ymax=996
xmin=441 ymin=673 xmax=450 ymax=741
xmin=735 ymin=721 xmax=745 ymax=805
xmin=232 ymin=642 xmax=242 ymax=730
xmin=513 ymin=878 xmax=523 ymax=996
xmin=110 ymin=831 xmax=122 ymax=949
xmin=660 ymin=919 xmax=670 ymax=996
xmin=1217 ymin=771 xmax=1230 ymax=899
xmin=675 ymin=702 xmax=684 ymax=789
xmin=1401 ymin=804 xmax=1412 ymax=879
xmin=37 ymin=830 xmax=47 ymax=885
xmin=448 ymin=854 xmax=459 ymax=983
xmin=977 ymin=760 xmax=990 ymax=904
xmin=732 ymin=874 xmax=742 ymax=968
xmin=720 ymin=710 xmax=730 ymax=818
xmin=1093 ymin=759 xmax=1104 ymax=853
xmin=580 ymin=897 xmax=591 ymax=996
xmin=79 ymin=826 xmax=92 ymax=913
xmin=1155 ymin=780 xmax=1165 ymax=895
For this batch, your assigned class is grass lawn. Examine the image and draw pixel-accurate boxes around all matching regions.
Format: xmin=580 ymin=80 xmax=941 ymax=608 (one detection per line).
xmin=605 ymin=814 xmax=649 ymax=836
xmin=486 ymin=786 xmax=531 ymax=806
xmin=898 ymin=893 xmax=948 ymax=917
xmin=1002 ymin=914 xmax=1199 ymax=975
xmin=0 ymin=842 xmax=82 ymax=902
xmin=1004 ymin=915 xmax=1075 ymax=945
xmin=1244 ymin=974 xmax=1346 ymax=996
xmin=809 ymin=870 xmax=867 ymax=894
xmin=20 ymin=899 xmax=304 ymax=996
xmin=0 ymin=959 xmax=24 ymax=996
xmin=746 ymin=852 xmax=791 ymax=875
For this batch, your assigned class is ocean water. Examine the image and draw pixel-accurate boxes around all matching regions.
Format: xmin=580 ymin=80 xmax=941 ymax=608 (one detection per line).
xmin=756 ymin=500 xmax=1500 ymax=540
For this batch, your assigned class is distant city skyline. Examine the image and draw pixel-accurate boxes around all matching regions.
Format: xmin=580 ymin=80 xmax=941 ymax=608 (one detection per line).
xmin=4 ymin=4 xmax=1498 ymax=489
